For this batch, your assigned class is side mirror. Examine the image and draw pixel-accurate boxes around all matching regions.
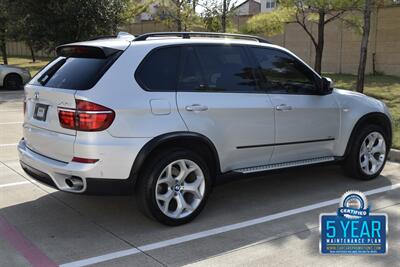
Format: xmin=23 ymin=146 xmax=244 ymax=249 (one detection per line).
xmin=320 ymin=77 xmax=334 ymax=94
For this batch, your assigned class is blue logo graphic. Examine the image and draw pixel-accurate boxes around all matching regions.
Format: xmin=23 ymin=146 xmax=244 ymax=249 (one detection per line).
xmin=320 ymin=191 xmax=387 ymax=255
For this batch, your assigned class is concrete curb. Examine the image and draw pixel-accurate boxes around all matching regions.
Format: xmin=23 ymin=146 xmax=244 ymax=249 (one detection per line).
xmin=388 ymin=149 xmax=400 ymax=163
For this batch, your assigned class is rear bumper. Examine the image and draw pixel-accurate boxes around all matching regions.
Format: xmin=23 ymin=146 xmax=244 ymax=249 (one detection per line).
xmin=20 ymin=161 xmax=57 ymax=189
xmin=17 ymin=137 xmax=148 ymax=194
xmin=19 ymin=138 xmax=93 ymax=193
xmin=20 ymin=161 xmax=136 ymax=195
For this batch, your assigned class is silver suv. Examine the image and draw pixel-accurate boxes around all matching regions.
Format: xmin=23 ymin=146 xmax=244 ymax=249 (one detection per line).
xmin=18 ymin=32 xmax=392 ymax=225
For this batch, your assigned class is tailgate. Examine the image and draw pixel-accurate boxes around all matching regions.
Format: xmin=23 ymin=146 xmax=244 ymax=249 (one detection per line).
xmin=22 ymin=41 xmax=125 ymax=162
xmin=24 ymin=83 xmax=76 ymax=162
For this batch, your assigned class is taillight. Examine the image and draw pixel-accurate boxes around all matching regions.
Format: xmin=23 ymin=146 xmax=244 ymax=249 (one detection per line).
xmin=58 ymin=100 xmax=115 ymax=131
xmin=58 ymin=110 xmax=75 ymax=129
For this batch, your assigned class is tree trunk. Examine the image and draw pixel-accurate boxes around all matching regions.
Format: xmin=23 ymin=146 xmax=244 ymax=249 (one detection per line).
xmin=176 ymin=5 xmax=182 ymax=31
xmin=314 ymin=11 xmax=325 ymax=74
xmin=177 ymin=19 xmax=182 ymax=31
xmin=221 ymin=0 xmax=227 ymax=32
xmin=356 ymin=0 xmax=373 ymax=93
xmin=0 ymin=27 xmax=7 ymax=65
xmin=0 ymin=39 xmax=7 ymax=65
xmin=28 ymin=42 xmax=36 ymax=63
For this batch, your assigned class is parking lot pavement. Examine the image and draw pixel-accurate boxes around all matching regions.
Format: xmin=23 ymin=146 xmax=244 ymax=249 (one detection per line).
xmin=1 ymin=90 xmax=400 ymax=267
xmin=186 ymin=204 xmax=400 ymax=267
xmin=0 ymin=123 xmax=22 ymax=146
xmin=0 ymin=91 xmax=24 ymax=112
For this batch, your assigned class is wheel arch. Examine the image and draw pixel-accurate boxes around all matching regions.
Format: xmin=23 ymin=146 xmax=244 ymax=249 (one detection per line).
xmin=343 ymin=112 xmax=392 ymax=159
xmin=131 ymin=132 xmax=221 ymax=182
xmin=3 ymin=72 xmax=23 ymax=85
xmin=4 ymin=72 xmax=23 ymax=81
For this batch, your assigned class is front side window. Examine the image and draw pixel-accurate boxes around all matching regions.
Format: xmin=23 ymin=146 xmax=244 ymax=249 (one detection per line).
xmin=250 ymin=47 xmax=319 ymax=94
xmin=136 ymin=47 xmax=180 ymax=91
xmin=179 ymin=45 xmax=259 ymax=93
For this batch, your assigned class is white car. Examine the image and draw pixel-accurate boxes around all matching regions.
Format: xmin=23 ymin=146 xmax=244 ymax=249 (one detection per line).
xmin=18 ymin=32 xmax=392 ymax=225
xmin=0 ymin=64 xmax=31 ymax=90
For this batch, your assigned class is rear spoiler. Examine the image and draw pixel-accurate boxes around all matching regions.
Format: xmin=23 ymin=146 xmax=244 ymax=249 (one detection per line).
xmin=55 ymin=45 xmax=120 ymax=58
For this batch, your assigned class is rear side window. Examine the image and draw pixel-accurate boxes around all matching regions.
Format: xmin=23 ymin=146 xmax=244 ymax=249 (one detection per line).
xmin=135 ymin=47 xmax=180 ymax=91
xmin=178 ymin=47 xmax=204 ymax=91
xmin=33 ymin=52 xmax=121 ymax=90
xmin=192 ymin=45 xmax=259 ymax=93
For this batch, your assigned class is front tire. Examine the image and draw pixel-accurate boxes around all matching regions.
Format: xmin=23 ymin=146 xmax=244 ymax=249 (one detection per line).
xmin=343 ymin=125 xmax=389 ymax=180
xmin=135 ymin=149 xmax=212 ymax=225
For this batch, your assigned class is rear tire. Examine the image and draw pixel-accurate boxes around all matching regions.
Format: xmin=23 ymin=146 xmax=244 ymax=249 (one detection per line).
xmin=342 ymin=124 xmax=389 ymax=180
xmin=3 ymin=74 xmax=23 ymax=90
xmin=135 ymin=149 xmax=212 ymax=226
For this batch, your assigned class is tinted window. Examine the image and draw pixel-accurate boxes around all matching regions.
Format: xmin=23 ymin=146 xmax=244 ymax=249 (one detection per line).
xmin=251 ymin=47 xmax=318 ymax=94
xmin=178 ymin=47 xmax=204 ymax=91
xmin=186 ymin=45 xmax=258 ymax=93
xmin=136 ymin=47 xmax=180 ymax=91
xmin=34 ymin=53 xmax=120 ymax=90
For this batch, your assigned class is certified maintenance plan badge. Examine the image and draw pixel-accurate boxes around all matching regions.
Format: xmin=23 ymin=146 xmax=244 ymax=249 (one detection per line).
xmin=320 ymin=191 xmax=388 ymax=254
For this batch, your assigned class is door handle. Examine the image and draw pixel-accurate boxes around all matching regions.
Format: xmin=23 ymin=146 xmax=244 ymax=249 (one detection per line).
xmin=276 ymin=104 xmax=293 ymax=111
xmin=185 ymin=104 xmax=208 ymax=112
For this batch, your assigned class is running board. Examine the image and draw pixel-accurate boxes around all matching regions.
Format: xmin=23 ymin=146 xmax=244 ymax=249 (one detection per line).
xmin=234 ymin=156 xmax=335 ymax=174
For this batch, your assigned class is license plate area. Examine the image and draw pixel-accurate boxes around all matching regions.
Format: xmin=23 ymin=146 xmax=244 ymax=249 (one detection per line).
xmin=33 ymin=104 xmax=49 ymax=121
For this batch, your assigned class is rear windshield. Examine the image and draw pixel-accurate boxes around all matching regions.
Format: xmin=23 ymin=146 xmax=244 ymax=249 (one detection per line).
xmin=33 ymin=52 xmax=121 ymax=90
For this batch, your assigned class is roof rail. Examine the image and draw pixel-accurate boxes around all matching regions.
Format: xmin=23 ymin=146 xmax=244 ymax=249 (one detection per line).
xmin=133 ymin=32 xmax=270 ymax=44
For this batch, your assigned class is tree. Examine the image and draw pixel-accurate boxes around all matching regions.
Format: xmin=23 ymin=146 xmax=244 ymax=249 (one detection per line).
xmin=0 ymin=0 xmax=9 ymax=64
xmin=155 ymin=0 xmax=200 ymax=31
xmin=356 ymin=0 xmax=373 ymax=93
xmin=122 ymin=0 xmax=152 ymax=22
xmin=8 ymin=0 xmax=129 ymax=56
xmin=222 ymin=0 xmax=227 ymax=32
xmin=200 ymin=0 xmax=237 ymax=32
xmin=246 ymin=0 xmax=362 ymax=74
xmin=7 ymin=0 xmax=47 ymax=62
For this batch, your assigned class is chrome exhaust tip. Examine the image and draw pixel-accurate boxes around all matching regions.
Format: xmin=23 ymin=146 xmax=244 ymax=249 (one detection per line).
xmin=65 ymin=177 xmax=84 ymax=190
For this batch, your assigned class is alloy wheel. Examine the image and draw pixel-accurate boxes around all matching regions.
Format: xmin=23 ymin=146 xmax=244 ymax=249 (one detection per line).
xmin=359 ymin=131 xmax=386 ymax=175
xmin=155 ymin=159 xmax=205 ymax=219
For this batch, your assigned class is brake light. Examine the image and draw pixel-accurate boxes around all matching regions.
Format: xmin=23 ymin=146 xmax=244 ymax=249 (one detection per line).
xmin=58 ymin=100 xmax=115 ymax=131
xmin=59 ymin=110 xmax=75 ymax=129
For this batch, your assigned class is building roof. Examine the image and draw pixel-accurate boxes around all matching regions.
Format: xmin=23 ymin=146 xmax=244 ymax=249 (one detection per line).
xmin=234 ymin=0 xmax=261 ymax=10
